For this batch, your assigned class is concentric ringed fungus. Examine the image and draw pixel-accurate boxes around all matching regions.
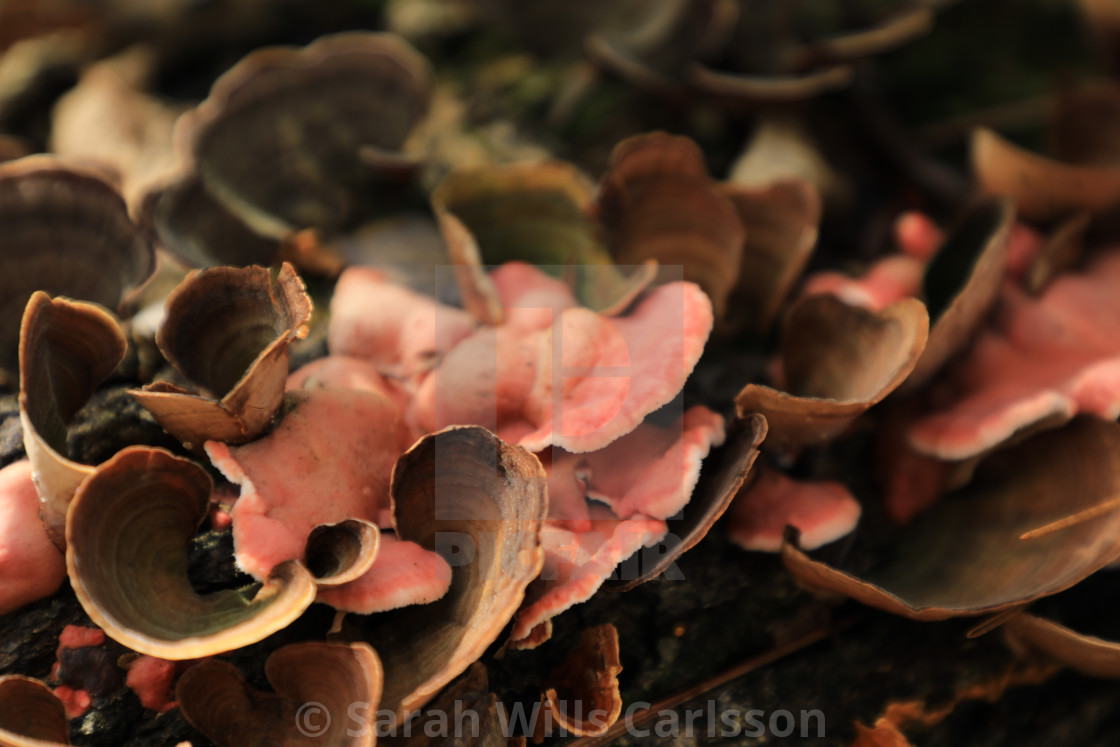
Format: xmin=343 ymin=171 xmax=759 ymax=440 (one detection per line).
xmin=131 ymin=262 xmax=312 ymax=448
xmin=66 ymin=446 xmax=317 ymax=659
xmin=0 ymin=675 xmax=70 ymax=746
xmin=605 ymin=412 xmax=768 ymax=591
xmin=596 ymin=132 xmax=745 ymax=319
xmin=735 ymin=295 xmax=929 ymax=452
xmin=541 ymin=623 xmax=623 ymax=737
xmin=206 ymin=386 xmax=426 ymax=612
xmin=179 ymin=32 xmax=433 ymax=236
xmin=360 ymin=425 xmax=548 ymax=722
xmin=18 ymin=292 xmax=127 ymax=549
xmin=305 ymin=519 xmax=381 ymax=587
xmin=0 ymin=155 xmax=154 ymax=383
xmin=972 ymin=127 xmax=1120 ymax=222
xmin=904 ymin=197 xmax=1014 ymax=391
xmin=720 ymin=178 xmax=821 ymax=334
xmin=431 ymin=162 xmax=656 ymax=315
xmin=176 ymin=642 xmax=382 ymax=747
xmin=907 ymin=247 xmax=1120 ymax=461
xmin=782 ymin=417 xmax=1120 ymax=620
xmin=1004 ymin=613 xmax=1120 ymax=679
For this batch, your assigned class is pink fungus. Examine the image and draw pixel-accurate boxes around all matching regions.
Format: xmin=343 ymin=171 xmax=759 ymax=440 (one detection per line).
xmin=727 ymin=466 xmax=861 ymax=552
xmin=908 ymin=249 xmax=1120 ymax=460
xmin=0 ymin=460 xmax=67 ymax=615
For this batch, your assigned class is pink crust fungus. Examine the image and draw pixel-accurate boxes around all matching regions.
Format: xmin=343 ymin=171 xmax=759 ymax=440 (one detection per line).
xmin=328 ymin=266 xmax=476 ymax=380
xmin=124 ymin=656 xmax=189 ymax=713
xmin=511 ymin=406 xmax=726 ymax=645
xmin=51 ymin=625 xmax=108 ymax=719
xmin=411 ymin=262 xmax=714 ymax=453
xmin=206 ymin=385 xmax=452 ymax=614
xmin=323 ymin=260 xmax=718 ymax=644
xmin=907 ymin=248 xmax=1120 ymax=460
xmin=726 ymin=464 xmax=862 ymax=552
xmin=52 ymin=685 xmax=91 ymax=720
xmin=802 ymin=208 xmax=1041 ymax=312
xmin=0 ymin=460 xmax=67 ymax=615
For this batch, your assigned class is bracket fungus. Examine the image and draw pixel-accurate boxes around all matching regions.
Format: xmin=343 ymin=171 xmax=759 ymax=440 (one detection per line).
xmin=177 ymin=32 xmax=433 ymax=237
xmin=0 ymin=675 xmax=70 ymax=747
xmin=605 ymin=412 xmax=768 ymax=591
xmin=359 ymin=426 xmax=547 ymax=723
xmin=802 ymin=198 xmax=1014 ymax=394
xmin=0 ymin=155 xmax=153 ymax=383
xmin=726 ymin=463 xmax=862 ymax=553
xmin=1003 ymin=613 xmax=1120 ymax=679
xmin=143 ymin=175 xmax=282 ymax=270
xmin=18 ymin=292 xmax=127 ymax=549
xmin=387 ymin=663 xmax=512 ymax=747
xmin=783 ymin=417 xmax=1120 ymax=620
xmin=540 ymin=623 xmax=623 ymax=737
xmin=411 ymin=262 xmax=713 ymax=454
xmin=431 ymin=162 xmax=655 ymax=314
xmin=66 ymin=446 xmax=317 ymax=659
xmin=512 ymin=406 xmax=743 ymax=643
xmin=905 ymin=198 xmax=1014 ymax=391
xmin=50 ymin=52 xmax=182 ymax=212
xmin=972 ymin=127 xmax=1120 ymax=223
xmin=176 ymin=642 xmax=382 ymax=747
xmin=131 ymin=262 xmax=311 ymax=448
xmin=206 ymin=386 xmax=447 ymax=614
xmin=596 ymin=132 xmax=745 ymax=319
xmin=720 ymin=178 xmax=821 ymax=334
xmin=735 ymin=294 xmax=929 ymax=452
xmin=328 ymin=266 xmax=476 ymax=381
xmin=908 ymin=247 xmax=1120 ymax=460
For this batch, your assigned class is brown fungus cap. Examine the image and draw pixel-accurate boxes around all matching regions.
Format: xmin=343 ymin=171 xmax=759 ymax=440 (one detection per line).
xmin=541 ymin=623 xmax=623 ymax=737
xmin=1004 ymin=613 xmax=1120 ymax=679
xmin=359 ymin=426 xmax=548 ymax=724
xmin=736 ymin=295 xmax=929 ymax=452
xmin=131 ymin=262 xmax=311 ymax=448
xmin=597 ymin=132 xmax=745 ymax=320
xmin=719 ymin=179 xmax=821 ymax=334
xmin=605 ymin=412 xmax=768 ymax=591
xmin=305 ymin=519 xmax=382 ymax=588
xmin=688 ymin=63 xmax=854 ymax=104
xmin=179 ymin=32 xmax=433 ymax=237
xmin=783 ymin=417 xmax=1120 ymax=621
xmin=383 ymin=663 xmax=511 ymax=747
xmin=66 ymin=446 xmax=316 ymax=659
xmin=972 ymin=127 xmax=1120 ymax=223
xmin=0 ymin=675 xmax=70 ymax=746
xmin=142 ymin=174 xmax=281 ymax=270
xmin=176 ymin=642 xmax=382 ymax=747
xmin=50 ymin=52 xmax=182 ymax=213
xmin=904 ymin=197 xmax=1014 ymax=392
xmin=18 ymin=293 xmax=127 ymax=549
xmin=431 ymin=162 xmax=655 ymax=316
xmin=0 ymin=155 xmax=153 ymax=382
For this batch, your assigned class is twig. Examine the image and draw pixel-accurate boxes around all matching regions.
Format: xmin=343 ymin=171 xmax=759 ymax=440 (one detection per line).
xmin=1020 ymin=495 xmax=1120 ymax=540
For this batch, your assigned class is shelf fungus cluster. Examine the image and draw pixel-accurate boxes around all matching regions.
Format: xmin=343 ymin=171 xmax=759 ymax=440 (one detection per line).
xmin=5 ymin=13 xmax=1120 ymax=746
